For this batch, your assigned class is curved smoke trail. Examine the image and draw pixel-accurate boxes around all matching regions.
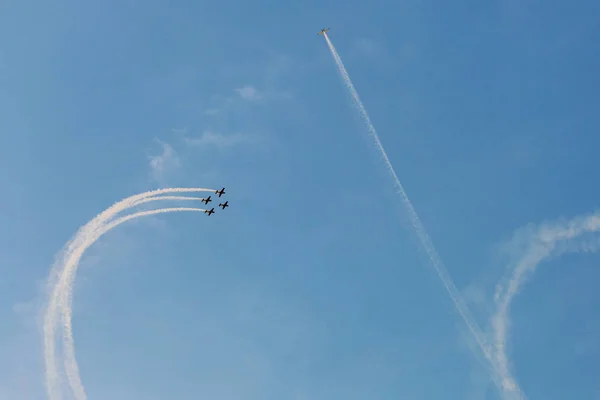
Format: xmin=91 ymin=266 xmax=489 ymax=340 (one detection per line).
xmin=59 ymin=207 xmax=206 ymax=399
xmin=321 ymin=32 xmax=502 ymax=385
xmin=44 ymin=188 xmax=215 ymax=400
xmin=491 ymin=211 xmax=600 ymax=399
xmin=59 ymin=196 xmax=211 ymax=399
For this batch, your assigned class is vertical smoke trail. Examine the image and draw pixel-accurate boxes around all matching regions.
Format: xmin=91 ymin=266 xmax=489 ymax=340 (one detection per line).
xmin=59 ymin=196 xmax=211 ymax=399
xmin=59 ymin=207 xmax=206 ymax=400
xmin=44 ymin=188 xmax=214 ymax=400
xmin=322 ymin=33 xmax=499 ymax=381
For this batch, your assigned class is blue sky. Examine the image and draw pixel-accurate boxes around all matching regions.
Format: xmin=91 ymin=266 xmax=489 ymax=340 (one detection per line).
xmin=1 ymin=0 xmax=600 ymax=399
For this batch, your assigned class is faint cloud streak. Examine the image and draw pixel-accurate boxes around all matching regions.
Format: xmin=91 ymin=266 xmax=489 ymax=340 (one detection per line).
xmin=235 ymin=85 xmax=263 ymax=101
xmin=203 ymin=83 xmax=291 ymax=115
xmin=148 ymin=140 xmax=182 ymax=185
xmin=204 ymin=108 xmax=219 ymax=115
xmin=183 ymin=131 xmax=251 ymax=149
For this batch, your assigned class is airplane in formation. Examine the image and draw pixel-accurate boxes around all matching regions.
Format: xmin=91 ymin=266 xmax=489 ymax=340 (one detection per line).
xmin=204 ymin=188 xmax=229 ymax=216
xmin=317 ymin=28 xmax=330 ymax=35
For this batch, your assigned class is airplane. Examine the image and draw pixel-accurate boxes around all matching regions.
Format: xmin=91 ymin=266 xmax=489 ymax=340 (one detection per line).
xmin=204 ymin=207 xmax=215 ymax=216
xmin=215 ymin=187 xmax=226 ymax=197
xmin=219 ymin=201 xmax=229 ymax=210
xmin=201 ymin=195 xmax=212 ymax=204
xmin=317 ymin=28 xmax=330 ymax=35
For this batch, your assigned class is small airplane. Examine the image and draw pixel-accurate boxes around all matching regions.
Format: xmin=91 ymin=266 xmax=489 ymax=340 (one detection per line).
xmin=204 ymin=208 xmax=215 ymax=216
xmin=317 ymin=28 xmax=330 ymax=35
xmin=219 ymin=201 xmax=229 ymax=210
xmin=215 ymin=187 xmax=226 ymax=197
xmin=201 ymin=195 xmax=212 ymax=204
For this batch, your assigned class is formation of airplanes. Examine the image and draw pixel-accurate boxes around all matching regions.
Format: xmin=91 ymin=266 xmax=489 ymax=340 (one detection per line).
xmin=203 ymin=188 xmax=228 ymax=216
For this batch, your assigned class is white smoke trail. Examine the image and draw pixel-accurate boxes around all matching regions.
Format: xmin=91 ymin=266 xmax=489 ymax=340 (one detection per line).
xmin=133 ymin=195 xmax=211 ymax=205
xmin=60 ymin=207 xmax=206 ymax=400
xmin=491 ymin=211 xmax=600 ymax=399
xmin=59 ymin=199 xmax=210 ymax=399
xmin=322 ymin=33 xmax=500 ymax=383
xmin=44 ymin=188 xmax=215 ymax=400
xmin=93 ymin=188 xmax=215 ymax=224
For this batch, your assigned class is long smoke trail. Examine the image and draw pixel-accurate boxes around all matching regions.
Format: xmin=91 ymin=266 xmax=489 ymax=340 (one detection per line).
xmin=491 ymin=211 xmax=600 ymax=399
xmin=59 ymin=207 xmax=206 ymax=400
xmin=59 ymin=196 xmax=211 ymax=399
xmin=44 ymin=188 xmax=215 ymax=400
xmin=322 ymin=33 xmax=500 ymax=382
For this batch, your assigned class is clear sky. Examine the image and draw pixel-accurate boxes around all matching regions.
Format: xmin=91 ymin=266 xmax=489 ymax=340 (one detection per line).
xmin=1 ymin=1 xmax=600 ymax=399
